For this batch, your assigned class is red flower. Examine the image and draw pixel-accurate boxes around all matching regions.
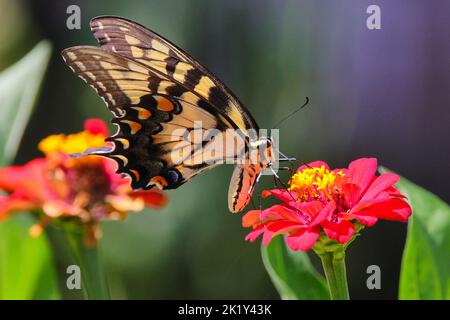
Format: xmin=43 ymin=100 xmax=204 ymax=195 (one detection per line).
xmin=242 ymin=158 xmax=412 ymax=251
xmin=0 ymin=119 xmax=167 ymax=245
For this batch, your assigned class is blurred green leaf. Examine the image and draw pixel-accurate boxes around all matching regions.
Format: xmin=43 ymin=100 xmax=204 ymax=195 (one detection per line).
xmin=0 ymin=41 xmax=58 ymax=299
xmin=261 ymin=236 xmax=330 ymax=300
xmin=381 ymin=168 xmax=450 ymax=299
xmin=0 ymin=215 xmax=58 ymax=299
xmin=0 ymin=40 xmax=51 ymax=165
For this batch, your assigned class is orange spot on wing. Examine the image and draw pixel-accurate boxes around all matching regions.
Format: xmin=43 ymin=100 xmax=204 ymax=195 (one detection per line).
xmin=148 ymin=175 xmax=168 ymax=189
xmin=155 ymin=96 xmax=174 ymax=112
xmin=132 ymin=107 xmax=152 ymax=120
xmin=121 ymin=120 xmax=142 ymax=134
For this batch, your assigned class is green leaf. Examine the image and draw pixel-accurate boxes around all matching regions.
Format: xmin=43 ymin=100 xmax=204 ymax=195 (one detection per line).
xmin=0 ymin=215 xmax=58 ymax=299
xmin=0 ymin=41 xmax=58 ymax=299
xmin=261 ymin=236 xmax=330 ymax=299
xmin=0 ymin=40 xmax=51 ymax=165
xmin=380 ymin=167 xmax=450 ymax=299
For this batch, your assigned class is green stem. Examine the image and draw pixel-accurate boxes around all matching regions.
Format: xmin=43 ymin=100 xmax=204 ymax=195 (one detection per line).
xmin=65 ymin=228 xmax=110 ymax=300
xmin=319 ymin=252 xmax=349 ymax=300
xmin=46 ymin=224 xmax=110 ymax=300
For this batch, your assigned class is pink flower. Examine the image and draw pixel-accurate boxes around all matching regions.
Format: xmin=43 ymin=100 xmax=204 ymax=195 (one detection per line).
xmin=242 ymin=158 xmax=412 ymax=251
xmin=0 ymin=119 xmax=167 ymax=245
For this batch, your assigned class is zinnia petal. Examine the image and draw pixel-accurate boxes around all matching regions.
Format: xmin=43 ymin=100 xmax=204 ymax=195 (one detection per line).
xmin=131 ymin=190 xmax=167 ymax=208
xmin=245 ymin=225 xmax=265 ymax=242
xmin=311 ymin=201 xmax=336 ymax=227
xmin=285 ymin=227 xmax=320 ymax=251
xmin=322 ymin=219 xmax=355 ymax=244
xmin=350 ymin=214 xmax=378 ymax=226
xmin=0 ymin=195 xmax=36 ymax=219
xmin=347 ymin=158 xmax=377 ymax=196
xmin=262 ymin=188 xmax=296 ymax=203
xmin=285 ymin=201 xmax=324 ymax=223
xmin=0 ymin=158 xmax=47 ymax=193
xmin=265 ymin=220 xmax=304 ymax=234
xmin=260 ymin=204 xmax=305 ymax=224
xmin=84 ymin=118 xmax=109 ymax=136
xmin=342 ymin=183 xmax=361 ymax=208
xmin=353 ymin=198 xmax=412 ymax=222
xmin=262 ymin=229 xmax=275 ymax=245
xmin=287 ymin=200 xmax=330 ymax=226
xmin=242 ymin=210 xmax=261 ymax=227
xmin=360 ymin=173 xmax=399 ymax=203
xmin=106 ymin=195 xmax=145 ymax=213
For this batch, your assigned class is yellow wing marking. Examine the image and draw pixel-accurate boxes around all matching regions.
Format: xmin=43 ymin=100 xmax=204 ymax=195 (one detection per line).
xmin=194 ymin=76 xmax=215 ymax=99
xmin=124 ymin=34 xmax=141 ymax=45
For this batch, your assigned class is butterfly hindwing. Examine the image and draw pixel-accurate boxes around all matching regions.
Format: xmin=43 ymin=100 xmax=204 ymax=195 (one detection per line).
xmin=105 ymin=93 xmax=218 ymax=190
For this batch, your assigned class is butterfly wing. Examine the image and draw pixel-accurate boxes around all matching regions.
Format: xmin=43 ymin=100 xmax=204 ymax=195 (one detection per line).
xmin=62 ymin=46 xmax=237 ymax=189
xmin=62 ymin=16 xmax=263 ymax=211
xmin=89 ymin=16 xmax=259 ymax=133
xmin=228 ymin=165 xmax=261 ymax=213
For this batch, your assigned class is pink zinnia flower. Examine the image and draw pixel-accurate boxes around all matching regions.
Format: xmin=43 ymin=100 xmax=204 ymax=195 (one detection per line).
xmin=242 ymin=158 xmax=412 ymax=251
xmin=0 ymin=119 xmax=167 ymax=245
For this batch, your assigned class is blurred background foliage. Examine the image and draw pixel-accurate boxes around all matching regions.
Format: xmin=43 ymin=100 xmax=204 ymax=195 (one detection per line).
xmin=0 ymin=39 xmax=56 ymax=299
xmin=0 ymin=0 xmax=448 ymax=299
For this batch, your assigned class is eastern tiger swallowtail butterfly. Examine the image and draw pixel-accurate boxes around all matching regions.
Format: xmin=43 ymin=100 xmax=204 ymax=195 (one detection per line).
xmin=62 ymin=16 xmax=284 ymax=213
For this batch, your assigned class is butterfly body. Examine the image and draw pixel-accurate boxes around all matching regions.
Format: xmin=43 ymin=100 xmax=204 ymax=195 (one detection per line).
xmin=62 ymin=16 xmax=275 ymax=213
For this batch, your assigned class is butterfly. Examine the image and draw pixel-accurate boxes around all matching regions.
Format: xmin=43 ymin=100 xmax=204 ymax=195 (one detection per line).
xmin=62 ymin=16 xmax=286 ymax=213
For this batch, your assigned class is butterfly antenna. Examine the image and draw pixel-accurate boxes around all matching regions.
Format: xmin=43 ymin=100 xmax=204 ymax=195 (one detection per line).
xmin=278 ymin=149 xmax=296 ymax=166
xmin=297 ymin=158 xmax=314 ymax=169
xmin=271 ymin=97 xmax=310 ymax=129
xmin=278 ymin=149 xmax=313 ymax=170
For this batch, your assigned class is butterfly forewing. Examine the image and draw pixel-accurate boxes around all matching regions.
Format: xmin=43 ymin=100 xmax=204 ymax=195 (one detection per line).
xmin=89 ymin=16 xmax=259 ymax=132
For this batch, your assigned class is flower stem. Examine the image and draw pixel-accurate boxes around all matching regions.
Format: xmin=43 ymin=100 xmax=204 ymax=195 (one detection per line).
xmin=65 ymin=229 xmax=110 ymax=300
xmin=46 ymin=224 xmax=110 ymax=300
xmin=319 ymin=252 xmax=350 ymax=300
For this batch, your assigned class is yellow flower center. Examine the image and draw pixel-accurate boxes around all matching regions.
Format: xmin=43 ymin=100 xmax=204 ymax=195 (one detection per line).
xmin=38 ymin=131 xmax=106 ymax=156
xmin=289 ymin=165 xmax=345 ymax=201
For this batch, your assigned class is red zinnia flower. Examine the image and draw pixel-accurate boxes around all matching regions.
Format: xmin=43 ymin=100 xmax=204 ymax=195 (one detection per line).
xmin=0 ymin=119 xmax=167 ymax=245
xmin=242 ymin=158 xmax=412 ymax=251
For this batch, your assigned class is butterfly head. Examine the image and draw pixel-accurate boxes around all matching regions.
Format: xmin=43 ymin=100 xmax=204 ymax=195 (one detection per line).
xmin=249 ymin=136 xmax=275 ymax=169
